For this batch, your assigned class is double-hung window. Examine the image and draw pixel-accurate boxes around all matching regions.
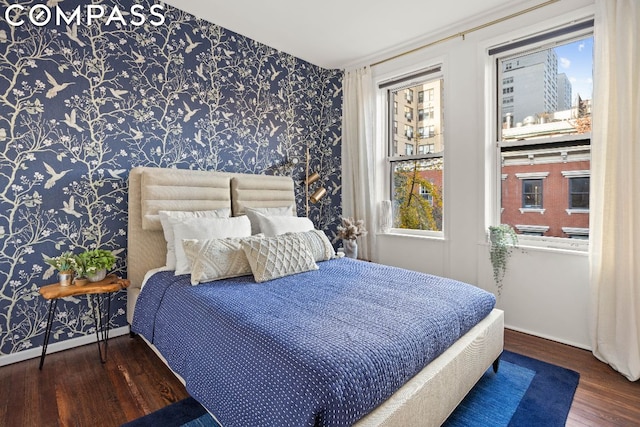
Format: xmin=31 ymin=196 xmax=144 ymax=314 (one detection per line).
xmin=491 ymin=20 xmax=593 ymax=246
xmin=382 ymin=66 xmax=444 ymax=233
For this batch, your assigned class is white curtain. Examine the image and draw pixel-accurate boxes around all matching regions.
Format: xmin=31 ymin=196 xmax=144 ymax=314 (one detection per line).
xmin=590 ymin=0 xmax=640 ymax=381
xmin=342 ymin=67 xmax=376 ymax=261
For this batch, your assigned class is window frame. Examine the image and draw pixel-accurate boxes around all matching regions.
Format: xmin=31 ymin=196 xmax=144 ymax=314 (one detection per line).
xmin=488 ymin=19 xmax=594 ymax=252
xmin=568 ymin=176 xmax=590 ymax=211
xmin=381 ymin=65 xmax=445 ymax=238
xmin=522 ymin=178 xmax=544 ymax=209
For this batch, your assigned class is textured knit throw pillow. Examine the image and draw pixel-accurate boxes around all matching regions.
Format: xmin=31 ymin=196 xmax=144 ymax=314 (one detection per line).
xmin=293 ymin=230 xmax=335 ymax=262
xmin=241 ymin=234 xmax=318 ymax=283
xmin=182 ymin=237 xmax=255 ymax=285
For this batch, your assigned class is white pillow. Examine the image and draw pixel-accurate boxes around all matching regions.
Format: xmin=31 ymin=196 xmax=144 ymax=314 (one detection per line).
xmin=241 ymin=234 xmax=318 ymax=283
xmin=158 ymin=209 xmax=230 ymax=269
xmin=182 ymin=237 xmax=258 ymax=285
xmin=245 ymin=206 xmax=295 ymax=234
xmin=293 ymin=230 xmax=335 ymax=262
xmin=257 ymin=215 xmax=314 ymax=237
xmin=171 ymin=215 xmax=251 ymax=275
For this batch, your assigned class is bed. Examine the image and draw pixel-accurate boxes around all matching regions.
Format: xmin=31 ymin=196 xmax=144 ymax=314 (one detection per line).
xmin=127 ymin=166 xmax=504 ymax=427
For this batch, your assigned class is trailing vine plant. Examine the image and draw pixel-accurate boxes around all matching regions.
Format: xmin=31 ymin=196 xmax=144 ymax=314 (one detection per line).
xmin=488 ymin=224 xmax=518 ymax=297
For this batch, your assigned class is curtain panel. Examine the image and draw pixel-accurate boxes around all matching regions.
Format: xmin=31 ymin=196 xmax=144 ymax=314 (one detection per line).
xmin=590 ymin=0 xmax=640 ymax=381
xmin=342 ymin=67 xmax=376 ymax=261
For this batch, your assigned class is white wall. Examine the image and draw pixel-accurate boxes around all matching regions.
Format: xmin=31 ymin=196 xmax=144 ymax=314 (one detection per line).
xmin=366 ymin=0 xmax=595 ymax=349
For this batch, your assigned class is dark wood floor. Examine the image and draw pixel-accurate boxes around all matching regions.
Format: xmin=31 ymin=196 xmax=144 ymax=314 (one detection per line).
xmin=1 ymin=329 xmax=638 ymax=426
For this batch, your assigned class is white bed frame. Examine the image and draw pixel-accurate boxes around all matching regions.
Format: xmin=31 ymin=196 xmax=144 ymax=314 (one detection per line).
xmin=127 ymin=166 xmax=504 ymax=427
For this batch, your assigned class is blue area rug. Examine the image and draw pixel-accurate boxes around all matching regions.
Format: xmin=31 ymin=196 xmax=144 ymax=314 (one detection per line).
xmin=122 ymin=350 xmax=579 ymax=427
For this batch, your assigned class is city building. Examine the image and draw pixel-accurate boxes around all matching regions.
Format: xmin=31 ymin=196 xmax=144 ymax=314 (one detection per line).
xmin=501 ymin=49 xmax=559 ymax=125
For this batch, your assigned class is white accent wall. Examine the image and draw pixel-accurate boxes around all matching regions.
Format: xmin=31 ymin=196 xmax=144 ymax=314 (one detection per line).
xmin=367 ymin=0 xmax=594 ymax=349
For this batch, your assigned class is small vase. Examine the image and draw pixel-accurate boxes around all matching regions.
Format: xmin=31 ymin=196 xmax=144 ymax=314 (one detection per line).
xmin=74 ymin=277 xmax=89 ymax=286
xmin=58 ymin=270 xmax=73 ymax=287
xmin=343 ymin=239 xmax=358 ymax=259
xmin=87 ymin=269 xmax=107 ymax=283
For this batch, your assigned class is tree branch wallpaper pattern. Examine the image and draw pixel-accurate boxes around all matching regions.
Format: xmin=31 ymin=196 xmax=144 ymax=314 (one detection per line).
xmin=0 ymin=0 xmax=343 ymax=359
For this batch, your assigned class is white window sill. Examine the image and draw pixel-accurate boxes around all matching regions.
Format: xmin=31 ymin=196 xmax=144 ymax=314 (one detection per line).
xmin=378 ymin=229 xmax=444 ymax=241
xmin=565 ymin=209 xmax=589 ymax=215
xmin=519 ymin=208 xmax=545 ymax=214
xmin=508 ymin=235 xmax=588 ymax=254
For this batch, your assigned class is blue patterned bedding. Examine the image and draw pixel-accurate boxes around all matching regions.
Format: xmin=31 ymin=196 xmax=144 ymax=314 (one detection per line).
xmin=132 ymin=257 xmax=496 ymax=427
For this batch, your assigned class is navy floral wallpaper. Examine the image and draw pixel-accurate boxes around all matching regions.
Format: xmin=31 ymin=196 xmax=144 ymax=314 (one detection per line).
xmin=0 ymin=0 xmax=342 ymax=359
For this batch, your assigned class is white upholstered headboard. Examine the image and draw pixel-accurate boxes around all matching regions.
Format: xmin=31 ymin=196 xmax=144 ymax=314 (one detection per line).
xmin=126 ymin=166 xmax=295 ymax=323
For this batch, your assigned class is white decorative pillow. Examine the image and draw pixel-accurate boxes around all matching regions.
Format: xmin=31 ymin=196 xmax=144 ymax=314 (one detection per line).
xmin=171 ymin=215 xmax=251 ymax=275
xmin=245 ymin=206 xmax=295 ymax=234
xmin=241 ymin=234 xmax=318 ymax=283
xmin=159 ymin=209 xmax=230 ymax=269
xmin=293 ymin=230 xmax=335 ymax=262
xmin=257 ymin=215 xmax=314 ymax=237
xmin=182 ymin=237 xmax=258 ymax=285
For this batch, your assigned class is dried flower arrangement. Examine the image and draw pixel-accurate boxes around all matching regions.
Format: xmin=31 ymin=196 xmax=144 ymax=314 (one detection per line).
xmin=336 ymin=217 xmax=367 ymax=241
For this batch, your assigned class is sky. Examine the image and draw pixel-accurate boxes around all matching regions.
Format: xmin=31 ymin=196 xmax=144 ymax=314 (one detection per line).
xmin=554 ymin=36 xmax=594 ymax=102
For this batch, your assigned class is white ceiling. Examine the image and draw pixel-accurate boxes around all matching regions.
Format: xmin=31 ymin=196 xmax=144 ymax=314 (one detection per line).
xmin=162 ymin=0 xmax=530 ymax=69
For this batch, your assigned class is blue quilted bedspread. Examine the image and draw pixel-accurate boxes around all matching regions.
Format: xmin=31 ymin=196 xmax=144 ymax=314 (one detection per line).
xmin=132 ymin=258 xmax=495 ymax=427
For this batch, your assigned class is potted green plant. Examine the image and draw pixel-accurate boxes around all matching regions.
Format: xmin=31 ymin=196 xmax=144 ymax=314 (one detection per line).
xmin=488 ymin=224 xmax=518 ymax=297
xmin=76 ymin=249 xmax=116 ymax=282
xmin=43 ymin=251 xmax=77 ymax=286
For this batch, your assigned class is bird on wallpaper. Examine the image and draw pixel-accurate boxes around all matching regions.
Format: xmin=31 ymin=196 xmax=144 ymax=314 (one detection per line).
xmin=45 ymin=71 xmax=74 ymax=99
xmin=184 ymin=33 xmax=201 ymax=54
xmin=108 ymin=169 xmax=126 ymax=179
xmin=130 ymin=127 xmax=144 ymax=141
xmin=268 ymin=120 xmax=281 ymax=137
xmin=183 ymin=101 xmax=199 ymax=122
xmin=194 ymin=129 xmax=205 ymax=147
xmin=62 ymin=196 xmax=82 ymax=218
xmin=63 ymin=109 xmax=83 ymax=132
xmin=195 ymin=63 xmax=206 ymax=80
xmin=0 ymin=29 xmax=7 ymax=43
xmin=132 ymin=50 xmax=145 ymax=64
xmin=43 ymin=162 xmax=71 ymax=189
xmin=270 ymin=64 xmax=282 ymax=81
xmin=331 ymin=83 xmax=342 ymax=97
xmin=109 ymin=88 xmax=128 ymax=99
xmin=65 ymin=24 xmax=86 ymax=47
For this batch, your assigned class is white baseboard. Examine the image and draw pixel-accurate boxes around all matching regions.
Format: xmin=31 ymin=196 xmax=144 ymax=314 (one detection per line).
xmin=0 ymin=325 xmax=130 ymax=367
xmin=505 ymin=323 xmax=592 ymax=351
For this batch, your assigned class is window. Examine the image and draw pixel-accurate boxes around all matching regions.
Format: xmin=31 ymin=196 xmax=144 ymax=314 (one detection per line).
xmin=569 ymin=176 xmax=589 ymax=209
xmin=522 ymin=179 xmax=543 ymax=208
xmin=419 ymin=125 xmax=435 ymax=139
xmin=419 ymin=184 xmax=434 ymax=205
xmin=405 ymin=89 xmax=413 ymax=103
xmin=404 ymin=124 xmax=413 ymax=140
xmin=492 ymin=20 xmax=593 ymax=243
xmin=384 ymin=67 xmax=444 ymax=233
xmin=419 ymin=106 xmax=434 ymax=121
xmin=404 ymin=106 xmax=413 ymax=121
xmin=418 ymin=143 xmax=434 ymax=154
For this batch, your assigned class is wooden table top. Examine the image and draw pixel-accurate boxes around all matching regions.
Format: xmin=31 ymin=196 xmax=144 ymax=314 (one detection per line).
xmin=39 ymin=274 xmax=130 ymax=300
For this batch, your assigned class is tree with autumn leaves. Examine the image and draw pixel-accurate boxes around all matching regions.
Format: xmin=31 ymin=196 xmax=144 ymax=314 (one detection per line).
xmin=393 ymin=160 xmax=443 ymax=231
